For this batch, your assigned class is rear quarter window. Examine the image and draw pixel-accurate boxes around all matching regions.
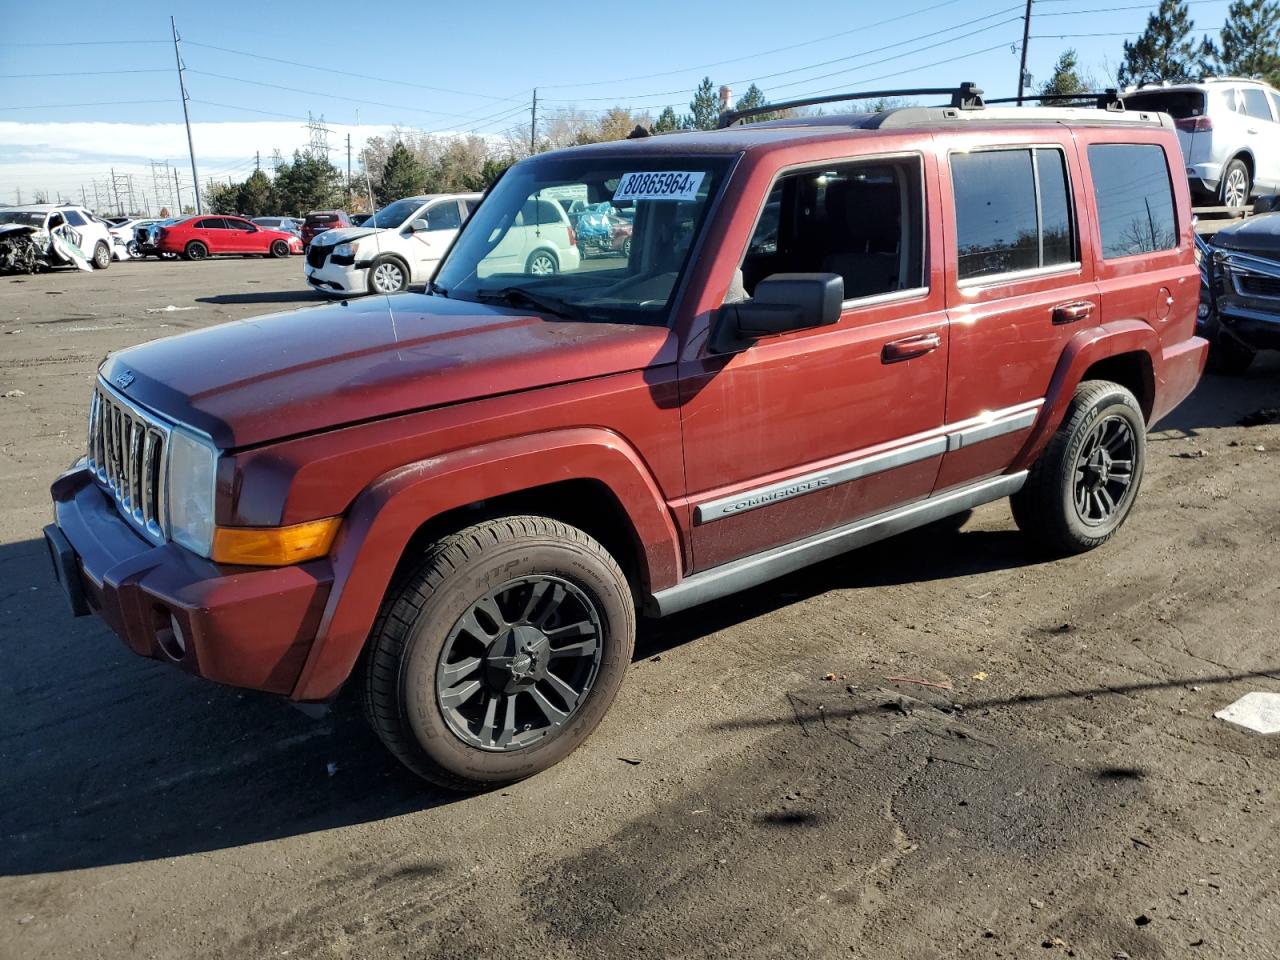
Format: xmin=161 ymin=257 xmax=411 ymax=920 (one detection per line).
xmin=1088 ymin=143 xmax=1178 ymax=259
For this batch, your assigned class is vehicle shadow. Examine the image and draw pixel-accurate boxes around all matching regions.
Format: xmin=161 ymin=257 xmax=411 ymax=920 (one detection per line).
xmin=196 ymin=290 xmax=330 ymax=305
xmin=0 ymin=539 xmax=457 ymax=877
xmin=1153 ymin=352 xmax=1280 ymax=437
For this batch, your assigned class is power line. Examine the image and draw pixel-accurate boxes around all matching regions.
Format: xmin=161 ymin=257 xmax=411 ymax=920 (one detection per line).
xmin=0 ymin=68 xmax=170 ymax=78
xmin=182 ymin=39 xmax=522 ymax=103
xmin=0 ymin=99 xmax=171 ymax=110
xmin=0 ymin=39 xmax=167 ymax=47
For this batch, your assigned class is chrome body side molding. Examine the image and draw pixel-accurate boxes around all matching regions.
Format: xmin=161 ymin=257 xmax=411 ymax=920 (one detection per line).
xmin=649 ymin=472 xmax=1027 ymax=616
xmin=692 ymin=400 xmax=1042 ymax=524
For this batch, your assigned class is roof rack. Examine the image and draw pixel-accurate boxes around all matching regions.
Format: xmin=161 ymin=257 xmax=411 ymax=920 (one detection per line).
xmin=984 ymin=89 xmax=1124 ymax=111
xmin=717 ymin=82 xmax=985 ymax=128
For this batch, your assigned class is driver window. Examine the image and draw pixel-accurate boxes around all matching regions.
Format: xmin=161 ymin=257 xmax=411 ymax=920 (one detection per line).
xmin=425 ymin=203 xmax=462 ymax=231
xmin=730 ymin=156 xmax=925 ymax=305
xmin=47 ymin=212 xmax=66 ymax=229
xmin=64 ymin=209 xmax=87 ymax=226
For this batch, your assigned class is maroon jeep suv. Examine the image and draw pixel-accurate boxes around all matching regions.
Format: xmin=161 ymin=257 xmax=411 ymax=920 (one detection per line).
xmin=45 ymin=85 xmax=1207 ymax=790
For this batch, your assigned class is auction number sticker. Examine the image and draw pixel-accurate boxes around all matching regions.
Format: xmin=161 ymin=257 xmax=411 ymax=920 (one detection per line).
xmin=613 ymin=171 xmax=705 ymax=202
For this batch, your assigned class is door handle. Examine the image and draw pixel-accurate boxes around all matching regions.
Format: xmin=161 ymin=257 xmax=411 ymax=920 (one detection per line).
xmin=881 ymin=332 xmax=941 ymax=363
xmin=1051 ymin=300 xmax=1095 ymax=324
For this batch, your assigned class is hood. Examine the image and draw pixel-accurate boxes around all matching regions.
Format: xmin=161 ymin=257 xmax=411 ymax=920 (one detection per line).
xmin=311 ymin=226 xmax=381 ymax=245
xmin=1211 ymin=212 xmax=1280 ymax=258
xmin=0 ymin=223 xmax=39 ymax=238
xmin=99 ymin=294 xmax=672 ymax=449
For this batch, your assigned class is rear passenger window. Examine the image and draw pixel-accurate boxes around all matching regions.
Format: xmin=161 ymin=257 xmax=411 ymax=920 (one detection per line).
xmin=951 ymin=148 xmax=1077 ymax=280
xmin=1088 ymin=143 xmax=1178 ymax=259
xmin=1242 ymin=87 xmax=1274 ymax=120
xmin=734 ymin=156 xmax=925 ymax=303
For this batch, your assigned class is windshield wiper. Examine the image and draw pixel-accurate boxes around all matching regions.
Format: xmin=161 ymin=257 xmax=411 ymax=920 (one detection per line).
xmin=477 ymin=286 xmax=586 ymax=322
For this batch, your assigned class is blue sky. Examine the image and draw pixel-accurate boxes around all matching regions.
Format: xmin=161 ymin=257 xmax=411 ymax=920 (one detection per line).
xmin=0 ymin=0 xmax=1234 ymax=208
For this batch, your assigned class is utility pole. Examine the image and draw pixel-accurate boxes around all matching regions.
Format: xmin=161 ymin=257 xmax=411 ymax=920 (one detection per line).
xmin=346 ymin=133 xmax=352 ymax=195
xmin=1016 ymin=0 xmax=1033 ymax=104
xmin=173 ymin=167 xmax=184 ymax=214
xmin=81 ymin=185 xmax=88 ymax=207
xmin=171 ymin=16 xmax=202 ymax=213
xmin=530 ymin=88 xmax=537 ymax=154
xmin=14 ymin=187 xmax=21 ymax=205
xmin=255 ymin=150 xmax=260 ymax=172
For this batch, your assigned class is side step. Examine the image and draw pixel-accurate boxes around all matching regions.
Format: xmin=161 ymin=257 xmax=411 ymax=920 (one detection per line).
xmin=646 ymin=472 xmax=1027 ymax=616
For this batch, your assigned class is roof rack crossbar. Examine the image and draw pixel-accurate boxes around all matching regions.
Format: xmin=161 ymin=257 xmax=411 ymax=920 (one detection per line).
xmin=717 ymin=82 xmax=985 ymax=128
xmin=984 ymin=89 xmax=1124 ymax=111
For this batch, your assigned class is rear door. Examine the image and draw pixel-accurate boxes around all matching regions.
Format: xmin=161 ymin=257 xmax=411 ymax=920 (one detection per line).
xmin=935 ymin=135 xmax=1099 ymax=491
xmin=1239 ymin=85 xmax=1280 ymax=190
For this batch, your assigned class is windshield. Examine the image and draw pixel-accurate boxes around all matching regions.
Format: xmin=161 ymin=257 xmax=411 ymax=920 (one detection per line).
xmin=436 ymin=155 xmax=733 ymax=324
xmin=368 ymin=198 xmax=424 ymax=229
xmin=0 ymin=211 xmax=45 ymax=227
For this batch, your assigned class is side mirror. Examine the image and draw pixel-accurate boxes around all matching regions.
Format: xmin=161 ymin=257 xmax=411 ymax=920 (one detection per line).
xmin=410 ymin=219 xmax=429 ymax=233
xmin=711 ymin=273 xmax=844 ymax=353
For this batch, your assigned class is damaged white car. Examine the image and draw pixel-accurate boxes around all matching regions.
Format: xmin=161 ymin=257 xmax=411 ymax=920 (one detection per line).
xmin=0 ymin=205 xmax=112 ymax=274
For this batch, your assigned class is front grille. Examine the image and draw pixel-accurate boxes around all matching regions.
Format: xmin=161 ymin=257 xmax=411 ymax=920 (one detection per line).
xmin=87 ymin=381 xmax=170 ymax=543
xmin=1236 ymin=272 xmax=1280 ymax=300
xmin=307 ymin=244 xmax=331 ymax=269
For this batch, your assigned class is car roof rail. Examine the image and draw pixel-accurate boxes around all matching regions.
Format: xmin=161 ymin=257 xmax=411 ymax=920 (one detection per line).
xmin=984 ymin=89 xmax=1125 ymax=112
xmin=717 ymin=82 xmax=985 ymax=127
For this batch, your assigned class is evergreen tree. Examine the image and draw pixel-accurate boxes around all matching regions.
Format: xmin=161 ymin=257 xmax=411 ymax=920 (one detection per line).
xmin=734 ymin=83 xmax=775 ymax=123
xmin=376 ymin=142 xmax=427 ymax=206
xmin=204 ymin=180 xmax=240 ymax=214
xmin=652 ymin=106 xmax=680 ymax=133
xmin=1118 ymin=0 xmax=1210 ymax=86
xmin=1204 ymin=0 xmax=1280 ymax=84
xmin=1040 ymin=48 xmax=1092 ymax=103
xmin=274 ymin=150 xmax=344 ymax=215
xmin=236 ymin=169 xmax=275 ymax=217
xmin=686 ymin=77 xmax=720 ymax=130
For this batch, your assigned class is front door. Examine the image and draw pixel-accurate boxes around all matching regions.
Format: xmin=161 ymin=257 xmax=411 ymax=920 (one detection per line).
xmin=408 ymin=200 xmax=463 ymax=281
xmin=677 ymin=152 xmax=950 ymax=572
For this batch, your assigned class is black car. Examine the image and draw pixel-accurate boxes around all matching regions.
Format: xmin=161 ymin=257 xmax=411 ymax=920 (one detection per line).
xmin=1202 ymin=212 xmax=1280 ymax=374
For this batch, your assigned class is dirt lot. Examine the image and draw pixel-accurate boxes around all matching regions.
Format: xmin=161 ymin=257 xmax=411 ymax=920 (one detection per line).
xmin=2 ymin=257 xmax=1279 ymax=960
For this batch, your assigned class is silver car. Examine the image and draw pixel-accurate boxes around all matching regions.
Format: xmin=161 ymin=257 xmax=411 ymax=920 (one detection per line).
xmin=1123 ymin=77 xmax=1280 ymax=207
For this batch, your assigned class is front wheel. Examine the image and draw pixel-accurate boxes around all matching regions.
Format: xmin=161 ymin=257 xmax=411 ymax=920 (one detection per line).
xmin=92 ymin=241 xmax=111 ymax=270
xmin=269 ymin=239 xmax=290 ymax=258
xmin=368 ymin=256 xmax=407 ymax=294
xmin=1011 ymin=381 xmax=1146 ymax=555
xmin=361 ymin=516 xmax=635 ymax=790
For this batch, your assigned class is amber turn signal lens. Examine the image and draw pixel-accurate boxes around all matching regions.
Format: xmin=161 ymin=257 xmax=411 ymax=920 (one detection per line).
xmin=210 ymin=517 xmax=341 ymax=566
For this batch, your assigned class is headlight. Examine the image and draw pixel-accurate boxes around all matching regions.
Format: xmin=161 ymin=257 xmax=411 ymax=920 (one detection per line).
xmin=334 ymin=242 xmax=354 ymax=258
xmin=167 ymin=428 xmax=217 ymax=557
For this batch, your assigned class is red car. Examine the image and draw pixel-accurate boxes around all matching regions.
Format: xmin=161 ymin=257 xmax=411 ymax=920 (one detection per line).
xmin=156 ymin=215 xmax=303 ymax=260
xmin=47 ymin=83 xmax=1206 ymax=790
xmin=301 ymin=210 xmax=352 ymax=248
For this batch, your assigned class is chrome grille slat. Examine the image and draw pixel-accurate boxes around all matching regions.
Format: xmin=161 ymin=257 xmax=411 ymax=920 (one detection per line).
xmin=86 ymin=381 xmax=171 ymax=544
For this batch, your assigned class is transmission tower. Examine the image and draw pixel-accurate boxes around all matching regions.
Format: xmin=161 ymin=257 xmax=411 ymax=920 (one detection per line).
xmin=306 ymin=113 xmax=332 ymax=159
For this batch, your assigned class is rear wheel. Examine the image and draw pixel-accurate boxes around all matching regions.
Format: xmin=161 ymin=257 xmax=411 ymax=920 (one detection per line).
xmin=92 ymin=241 xmax=111 ymax=270
xmin=1219 ymin=158 xmax=1251 ymax=208
xmin=269 ymin=239 xmax=290 ymax=258
xmin=526 ymin=250 xmax=558 ymax=276
xmin=184 ymin=241 xmax=208 ymax=261
xmin=1011 ymin=381 xmax=1145 ymax=555
xmin=368 ymin=256 xmax=407 ymax=294
xmin=361 ymin=516 xmax=635 ymax=790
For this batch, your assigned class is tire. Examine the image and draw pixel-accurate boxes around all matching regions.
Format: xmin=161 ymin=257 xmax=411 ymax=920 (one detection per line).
xmin=1207 ymin=331 xmax=1255 ymax=375
xmin=361 ymin=516 xmax=635 ymax=791
xmin=92 ymin=241 xmax=111 ymax=270
xmin=526 ymin=249 xmax=559 ymax=276
xmin=368 ymin=256 xmax=407 ymax=294
xmin=126 ymin=240 xmax=140 ymax=258
xmin=184 ymin=241 xmax=208 ymax=261
xmin=1219 ymin=158 xmax=1251 ymax=208
xmin=269 ymin=239 xmax=290 ymax=258
xmin=1011 ymin=381 xmax=1146 ymax=555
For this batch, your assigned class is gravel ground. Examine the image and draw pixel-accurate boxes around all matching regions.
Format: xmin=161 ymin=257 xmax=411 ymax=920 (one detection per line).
xmin=1 ymin=257 xmax=1279 ymax=960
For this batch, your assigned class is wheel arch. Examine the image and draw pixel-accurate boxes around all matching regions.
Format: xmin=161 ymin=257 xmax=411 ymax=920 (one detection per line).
xmin=290 ymin=427 xmax=681 ymax=702
xmin=1011 ymin=321 xmax=1160 ymax=472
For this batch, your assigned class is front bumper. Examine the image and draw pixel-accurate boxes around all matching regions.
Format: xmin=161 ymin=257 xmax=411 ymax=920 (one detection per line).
xmin=305 ymin=258 xmax=368 ymax=295
xmin=1217 ymin=300 xmax=1280 ymax=351
xmin=46 ymin=466 xmax=333 ymax=696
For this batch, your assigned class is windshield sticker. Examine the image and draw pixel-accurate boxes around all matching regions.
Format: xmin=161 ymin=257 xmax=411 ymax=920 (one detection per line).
xmin=613 ymin=171 xmax=705 ymax=203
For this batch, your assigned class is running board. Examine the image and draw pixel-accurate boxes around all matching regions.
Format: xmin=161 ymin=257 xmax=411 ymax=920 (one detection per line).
xmin=646 ymin=472 xmax=1027 ymax=616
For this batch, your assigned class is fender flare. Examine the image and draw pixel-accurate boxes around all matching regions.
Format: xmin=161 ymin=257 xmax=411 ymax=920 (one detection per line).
xmin=1011 ymin=320 xmax=1159 ymax=471
xmin=290 ymin=427 xmax=680 ymax=701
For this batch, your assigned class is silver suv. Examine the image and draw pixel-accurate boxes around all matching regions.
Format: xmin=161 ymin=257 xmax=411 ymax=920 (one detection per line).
xmin=1123 ymin=77 xmax=1280 ymax=207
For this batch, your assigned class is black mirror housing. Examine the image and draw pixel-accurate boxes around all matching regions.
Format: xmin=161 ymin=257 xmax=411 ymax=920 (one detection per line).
xmin=711 ymin=273 xmax=844 ymax=353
